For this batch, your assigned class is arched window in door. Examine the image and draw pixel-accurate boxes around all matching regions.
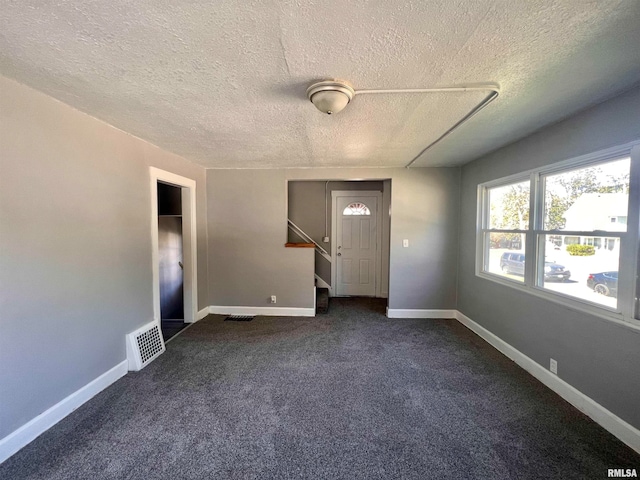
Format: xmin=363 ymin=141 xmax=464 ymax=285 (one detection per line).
xmin=343 ymin=202 xmax=371 ymax=216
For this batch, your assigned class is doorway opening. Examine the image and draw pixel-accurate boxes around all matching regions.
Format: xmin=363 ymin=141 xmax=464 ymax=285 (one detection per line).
xmin=157 ymin=182 xmax=186 ymax=340
xmin=287 ymin=180 xmax=391 ymax=311
xmin=150 ymin=167 xmax=198 ymax=341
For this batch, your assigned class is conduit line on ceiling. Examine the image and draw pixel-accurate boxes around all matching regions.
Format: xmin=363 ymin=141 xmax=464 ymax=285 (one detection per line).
xmin=306 ymin=81 xmax=500 ymax=168
xmin=355 ymin=84 xmax=500 ymax=168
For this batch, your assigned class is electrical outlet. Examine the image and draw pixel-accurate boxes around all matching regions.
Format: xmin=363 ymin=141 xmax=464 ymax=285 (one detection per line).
xmin=322 ymin=236 xmax=329 ymax=243
xmin=403 ymin=239 xmax=409 ymax=248
xmin=550 ymin=358 xmax=558 ymax=375
xmin=270 ymin=295 xmax=277 ymax=304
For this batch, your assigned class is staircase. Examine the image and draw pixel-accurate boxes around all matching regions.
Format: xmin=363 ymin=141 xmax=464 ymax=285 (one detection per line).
xmin=287 ymin=220 xmax=331 ymax=315
xmin=288 ymin=218 xmax=332 ymax=278
xmin=316 ymin=287 xmax=329 ymax=314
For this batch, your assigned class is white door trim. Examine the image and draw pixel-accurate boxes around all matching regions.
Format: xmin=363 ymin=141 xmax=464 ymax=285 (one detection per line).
xmin=150 ymin=167 xmax=198 ymax=323
xmin=331 ymin=190 xmax=383 ymax=297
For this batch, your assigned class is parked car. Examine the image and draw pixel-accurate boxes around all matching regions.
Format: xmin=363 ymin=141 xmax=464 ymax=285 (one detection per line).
xmin=587 ymin=271 xmax=618 ymax=298
xmin=543 ymin=262 xmax=572 ymax=282
xmin=500 ymin=252 xmax=525 ymax=276
xmin=499 ymin=252 xmax=571 ymax=281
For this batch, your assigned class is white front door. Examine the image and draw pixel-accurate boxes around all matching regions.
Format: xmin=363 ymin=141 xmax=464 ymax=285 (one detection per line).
xmin=335 ymin=195 xmax=378 ymax=296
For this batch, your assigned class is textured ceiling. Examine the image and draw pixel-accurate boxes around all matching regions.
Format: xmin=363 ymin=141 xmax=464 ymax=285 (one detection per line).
xmin=1 ymin=1 xmax=639 ymax=168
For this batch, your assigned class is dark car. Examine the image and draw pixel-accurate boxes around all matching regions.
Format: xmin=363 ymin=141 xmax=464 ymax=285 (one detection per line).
xmin=500 ymin=252 xmax=525 ymax=276
xmin=587 ymin=271 xmax=618 ymax=297
xmin=499 ymin=252 xmax=571 ymax=281
xmin=543 ymin=262 xmax=571 ymax=282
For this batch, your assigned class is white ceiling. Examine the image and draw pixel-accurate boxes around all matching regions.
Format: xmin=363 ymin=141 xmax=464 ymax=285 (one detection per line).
xmin=1 ymin=1 xmax=639 ymax=168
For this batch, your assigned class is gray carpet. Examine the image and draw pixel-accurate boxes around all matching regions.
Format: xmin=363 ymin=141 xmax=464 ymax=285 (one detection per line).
xmin=1 ymin=298 xmax=638 ymax=479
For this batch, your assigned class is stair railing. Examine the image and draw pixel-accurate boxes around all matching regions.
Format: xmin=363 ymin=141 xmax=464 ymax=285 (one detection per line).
xmin=287 ymin=219 xmax=332 ymax=263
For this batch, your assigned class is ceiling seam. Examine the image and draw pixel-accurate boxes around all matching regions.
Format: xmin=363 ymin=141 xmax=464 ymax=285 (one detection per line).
xmin=444 ymin=0 xmax=497 ymax=74
xmin=277 ymin=13 xmax=292 ymax=77
xmin=371 ymin=1 xmax=498 ymax=166
xmin=406 ymin=0 xmax=498 ymax=167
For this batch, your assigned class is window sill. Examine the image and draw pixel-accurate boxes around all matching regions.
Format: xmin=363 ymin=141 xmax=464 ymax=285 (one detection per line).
xmin=476 ymin=271 xmax=640 ymax=333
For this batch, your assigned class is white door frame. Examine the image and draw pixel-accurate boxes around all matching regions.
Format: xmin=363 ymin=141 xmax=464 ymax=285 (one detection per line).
xmin=331 ymin=190 xmax=383 ymax=297
xmin=150 ymin=167 xmax=198 ymax=323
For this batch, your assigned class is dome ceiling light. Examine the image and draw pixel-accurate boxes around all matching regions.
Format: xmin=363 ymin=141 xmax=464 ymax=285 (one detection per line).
xmin=306 ymin=80 xmax=355 ymax=115
xmin=305 ymin=79 xmax=501 ymax=167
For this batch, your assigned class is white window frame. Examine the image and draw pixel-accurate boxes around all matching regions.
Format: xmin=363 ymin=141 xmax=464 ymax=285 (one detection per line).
xmin=476 ymin=141 xmax=640 ymax=328
xmin=342 ymin=202 xmax=372 ymax=216
xmin=477 ymin=174 xmax=532 ymax=286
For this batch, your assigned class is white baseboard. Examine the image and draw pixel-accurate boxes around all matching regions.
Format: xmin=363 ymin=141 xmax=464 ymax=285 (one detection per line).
xmin=195 ymin=307 xmax=209 ymax=321
xmin=455 ymin=310 xmax=640 ymax=455
xmin=209 ymin=305 xmax=315 ymax=317
xmin=3 ymin=310 xmax=636 ymax=465
xmin=386 ymin=308 xmax=457 ymax=319
xmin=0 ymin=360 xmax=128 ymax=464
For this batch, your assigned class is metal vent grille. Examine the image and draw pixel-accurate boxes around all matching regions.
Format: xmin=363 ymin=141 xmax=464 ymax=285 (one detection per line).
xmin=136 ymin=325 xmax=163 ymax=364
xmin=224 ymin=315 xmax=255 ymax=321
xmin=126 ymin=321 xmax=166 ymax=371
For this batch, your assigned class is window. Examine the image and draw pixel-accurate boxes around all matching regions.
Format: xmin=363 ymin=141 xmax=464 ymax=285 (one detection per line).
xmin=343 ymin=202 xmax=370 ymax=216
xmin=477 ymin=145 xmax=638 ymax=323
xmin=539 ymin=158 xmax=629 ymax=309
xmin=480 ymin=180 xmax=530 ymax=283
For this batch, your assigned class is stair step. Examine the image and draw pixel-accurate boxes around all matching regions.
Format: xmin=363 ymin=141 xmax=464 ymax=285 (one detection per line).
xmin=316 ymin=288 xmax=329 ymax=314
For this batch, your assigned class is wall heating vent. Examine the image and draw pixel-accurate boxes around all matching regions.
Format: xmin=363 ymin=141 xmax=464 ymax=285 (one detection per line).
xmin=126 ymin=320 xmax=165 ymax=371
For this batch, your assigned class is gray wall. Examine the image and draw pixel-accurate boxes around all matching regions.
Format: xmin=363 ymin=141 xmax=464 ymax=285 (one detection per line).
xmin=0 ymin=76 xmax=209 ymax=439
xmin=457 ymin=84 xmax=640 ymax=429
xmin=207 ymin=169 xmax=315 ymax=308
xmin=208 ymin=168 xmax=459 ymax=310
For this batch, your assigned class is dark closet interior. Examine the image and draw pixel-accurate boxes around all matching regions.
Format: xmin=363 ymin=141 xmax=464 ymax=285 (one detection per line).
xmin=157 ymin=182 xmax=186 ymax=341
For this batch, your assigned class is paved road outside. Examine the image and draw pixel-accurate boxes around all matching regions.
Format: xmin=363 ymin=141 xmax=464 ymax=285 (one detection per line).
xmin=487 ymin=247 xmax=618 ymax=309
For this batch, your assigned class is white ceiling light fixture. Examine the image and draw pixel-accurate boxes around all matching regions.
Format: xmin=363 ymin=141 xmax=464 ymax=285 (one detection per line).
xmin=306 ymin=80 xmax=355 ymax=115
xmin=306 ymin=79 xmax=501 ymax=167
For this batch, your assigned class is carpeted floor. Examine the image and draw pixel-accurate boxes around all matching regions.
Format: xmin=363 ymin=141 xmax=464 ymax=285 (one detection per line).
xmin=1 ymin=298 xmax=638 ymax=479
xmin=161 ymin=319 xmax=188 ymax=341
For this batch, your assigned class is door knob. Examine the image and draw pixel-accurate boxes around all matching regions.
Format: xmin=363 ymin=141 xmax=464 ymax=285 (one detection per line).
xmin=337 ymin=253 xmax=341 ymax=256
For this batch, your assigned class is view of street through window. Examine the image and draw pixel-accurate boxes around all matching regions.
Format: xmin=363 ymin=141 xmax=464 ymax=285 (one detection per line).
xmin=484 ymin=158 xmax=629 ymax=310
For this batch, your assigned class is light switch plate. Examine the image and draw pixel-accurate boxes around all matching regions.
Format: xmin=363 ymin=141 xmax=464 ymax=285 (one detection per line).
xmin=403 ymin=239 xmax=409 ymax=247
